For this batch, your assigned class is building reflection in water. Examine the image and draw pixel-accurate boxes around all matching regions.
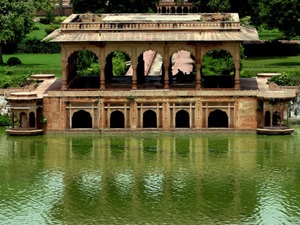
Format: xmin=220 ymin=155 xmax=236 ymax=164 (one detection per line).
xmin=1 ymin=132 xmax=299 ymax=224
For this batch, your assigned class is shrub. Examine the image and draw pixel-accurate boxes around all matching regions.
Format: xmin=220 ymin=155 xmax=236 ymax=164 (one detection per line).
xmin=53 ymin=16 xmax=67 ymax=24
xmin=0 ymin=115 xmax=11 ymax=127
xmin=7 ymin=57 xmax=22 ymax=66
xmin=39 ymin=17 xmax=51 ymax=24
xmin=17 ymin=37 xmax=61 ymax=54
xmin=269 ymin=72 xmax=300 ymax=86
xmin=44 ymin=26 xmax=60 ymax=35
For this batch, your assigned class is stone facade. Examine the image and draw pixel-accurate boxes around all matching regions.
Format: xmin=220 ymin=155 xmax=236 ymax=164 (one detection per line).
xmin=4 ymin=11 xmax=297 ymax=134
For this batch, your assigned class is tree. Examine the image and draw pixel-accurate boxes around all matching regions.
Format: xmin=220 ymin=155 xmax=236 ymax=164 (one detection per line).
xmin=71 ymin=0 xmax=107 ymax=13
xmin=0 ymin=0 xmax=35 ymax=64
xmin=250 ymin=0 xmax=300 ymax=38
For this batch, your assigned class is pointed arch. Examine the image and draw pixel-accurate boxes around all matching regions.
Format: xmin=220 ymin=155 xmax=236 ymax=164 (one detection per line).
xmin=176 ymin=110 xmax=190 ymax=128
xmin=208 ymin=110 xmax=228 ymax=128
xmin=29 ymin=112 xmax=35 ymax=128
xmin=272 ymin=111 xmax=281 ymax=126
xmin=72 ymin=110 xmax=92 ymax=128
xmin=143 ymin=110 xmax=157 ymax=128
xmin=265 ymin=111 xmax=271 ymax=127
xmin=19 ymin=112 xmax=28 ymax=128
xmin=110 ymin=110 xmax=125 ymax=128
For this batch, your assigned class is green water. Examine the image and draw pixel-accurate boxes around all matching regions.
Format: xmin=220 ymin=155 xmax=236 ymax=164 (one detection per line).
xmin=1 ymin=127 xmax=300 ymax=225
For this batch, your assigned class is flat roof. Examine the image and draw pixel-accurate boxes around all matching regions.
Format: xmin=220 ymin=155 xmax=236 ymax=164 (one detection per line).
xmin=47 ymin=13 xmax=259 ymax=42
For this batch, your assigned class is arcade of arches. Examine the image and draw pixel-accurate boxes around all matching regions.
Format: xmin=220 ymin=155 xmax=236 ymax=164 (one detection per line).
xmin=61 ymin=42 xmax=241 ymax=90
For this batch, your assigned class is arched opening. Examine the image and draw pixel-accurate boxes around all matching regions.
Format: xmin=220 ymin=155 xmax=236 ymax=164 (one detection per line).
xmin=105 ymin=51 xmax=131 ymax=88
xmin=272 ymin=111 xmax=281 ymax=126
xmin=265 ymin=111 xmax=271 ymax=127
xmin=137 ymin=50 xmax=163 ymax=87
xmin=110 ymin=111 xmax=125 ymax=128
xmin=68 ymin=50 xmax=100 ymax=89
xmin=177 ymin=7 xmax=182 ymax=14
xmin=170 ymin=50 xmax=195 ymax=86
xmin=72 ymin=110 xmax=92 ymax=128
xmin=176 ymin=110 xmax=189 ymax=128
xmin=183 ymin=7 xmax=189 ymax=14
xmin=162 ymin=7 xmax=166 ymax=14
xmin=29 ymin=112 xmax=35 ymax=128
xmin=201 ymin=49 xmax=235 ymax=88
xmin=143 ymin=110 xmax=157 ymax=128
xmin=208 ymin=110 xmax=228 ymax=128
xmin=170 ymin=7 xmax=175 ymax=14
xmin=19 ymin=112 xmax=27 ymax=128
xmin=192 ymin=7 xmax=198 ymax=13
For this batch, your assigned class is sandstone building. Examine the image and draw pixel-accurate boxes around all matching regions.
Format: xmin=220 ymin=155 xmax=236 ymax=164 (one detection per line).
xmin=5 ymin=1 xmax=296 ymax=135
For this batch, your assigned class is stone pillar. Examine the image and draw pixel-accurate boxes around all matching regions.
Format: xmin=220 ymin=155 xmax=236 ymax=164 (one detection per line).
xmin=163 ymin=45 xmax=169 ymax=89
xmin=132 ymin=63 xmax=137 ymax=90
xmin=196 ymin=63 xmax=201 ymax=90
xmin=62 ymin=60 xmax=68 ymax=90
xmin=100 ymin=59 xmax=105 ymax=90
xmin=234 ymin=59 xmax=240 ymax=90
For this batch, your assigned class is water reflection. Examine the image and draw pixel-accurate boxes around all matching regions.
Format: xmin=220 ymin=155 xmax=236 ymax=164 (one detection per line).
xmin=0 ymin=129 xmax=300 ymax=224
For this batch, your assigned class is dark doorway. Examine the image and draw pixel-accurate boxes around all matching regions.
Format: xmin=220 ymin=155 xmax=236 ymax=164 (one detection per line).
xmin=265 ymin=111 xmax=271 ymax=126
xmin=208 ymin=110 xmax=228 ymax=128
xmin=143 ymin=110 xmax=157 ymax=128
xmin=272 ymin=111 xmax=281 ymax=126
xmin=110 ymin=111 xmax=125 ymax=128
xmin=176 ymin=110 xmax=189 ymax=128
xmin=72 ymin=110 xmax=92 ymax=128
xmin=29 ymin=112 xmax=35 ymax=128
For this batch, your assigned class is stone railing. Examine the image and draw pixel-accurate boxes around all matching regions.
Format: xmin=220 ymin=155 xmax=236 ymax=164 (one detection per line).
xmin=61 ymin=21 xmax=240 ymax=31
xmin=257 ymin=90 xmax=296 ymax=99
xmin=48 ymin=89 xmax=259 ymax=98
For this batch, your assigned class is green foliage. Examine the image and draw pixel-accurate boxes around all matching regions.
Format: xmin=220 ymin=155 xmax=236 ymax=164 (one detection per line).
xmin=4 ymin=66 xmax=14 ymax=75
xmin=0 ymin=0 xmax=34 ymax=63
xmin=53 ymin=16 xmax=67 ymax=24
xmin=269 ymin=72 xmax=300 ymax=86
xmin=250 ymin=0 xmax=300 ymax=38
xmin=44 ymin=26 xmax=60 ymax=35
xmin=112 ymin=51 xmax=130 ymax=76
xmin=17 ymin=37 xmax=60 ymax=54
xmin=202 ymin=49 xmax=234 ymax=76
xmin=0 ymin=115 xmax=11 ymax=126
xmin=0 ymin=74 xmax=28 ymax=88
xmin=7 ymin=57 xmax=21 ymax=66
xmin=76 ymin=50 xmax=100 ymax=76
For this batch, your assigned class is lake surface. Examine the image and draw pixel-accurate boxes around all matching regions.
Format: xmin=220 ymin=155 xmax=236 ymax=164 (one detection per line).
xmin=1 ymin=127 xmax=300 ymax=225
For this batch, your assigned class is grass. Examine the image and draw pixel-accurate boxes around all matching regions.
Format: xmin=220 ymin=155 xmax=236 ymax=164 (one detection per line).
xmin=0 ymin=53 xmax=61 ymax=77
xmin=258 ymin=28 xmax=284 ymax=40
xmin=242 ymin=55 xmax=300 ymax=77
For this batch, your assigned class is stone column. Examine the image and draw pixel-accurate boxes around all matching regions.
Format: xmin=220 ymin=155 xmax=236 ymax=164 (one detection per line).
xmin=163 ymin=45 xmax=169 ymax=89
xmin=234 ymin=59 xmax=240 ymax=90
xmin=62 ymin=60 xmax=68 ymax=90
xmin=132 ymin=63 xmax=137 ymax=90
xmin=100 ymin=59 xmax=105 ymax=90
xmin=196 ymin=63 xmax=201 ymax=90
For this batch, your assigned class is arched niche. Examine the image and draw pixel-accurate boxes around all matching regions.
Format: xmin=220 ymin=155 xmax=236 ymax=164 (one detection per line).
xmin=19 ymin=112 xmax=28 ymax=128
xmin=169 ymin=50 xmax=195 ymax=85
xmin=104 ymin=50 xmax=131 ymax=87
xmin=265 ymin=111 xmax=271 ymax=127
xmin=176 ymin=110 xmax=190 ymax=128
xmin=72 ymin=110 xmax=92 ymax=128
xmin=208 ymin=110 xmax=228 ymax=128
xmin=67 ymin=49 xmax=100 ymax=89
xmin=143 ymin=110 xmax=157 ymax=128
xmin=136 ymin=50 xmax=163 ymax=86
xmin=110 ymin=110 xmax=125 ymax=128
xmin=29 ymin=112 xmax=35 ymax=128
xmin=201 ymin=49 xmax=235 ymax=88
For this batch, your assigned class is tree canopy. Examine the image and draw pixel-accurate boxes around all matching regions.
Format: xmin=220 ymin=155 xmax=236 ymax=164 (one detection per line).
xmin=0 ymin=0 xmax=54 ymax=64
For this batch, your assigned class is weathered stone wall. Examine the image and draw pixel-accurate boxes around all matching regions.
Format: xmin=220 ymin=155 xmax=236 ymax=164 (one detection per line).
xmin=42 ymin=93 xmax=258 ymax=132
